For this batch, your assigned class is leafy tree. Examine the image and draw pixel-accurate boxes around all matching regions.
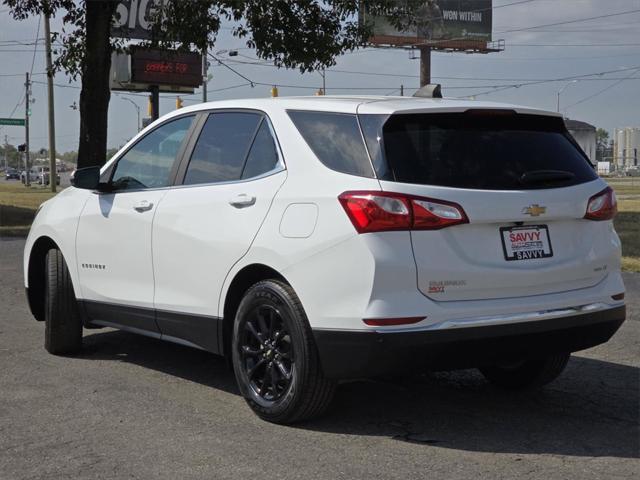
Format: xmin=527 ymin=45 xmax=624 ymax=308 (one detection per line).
xmin=596 ymin=128 xmax=610 ymax=162
xmin=596 ymin=128 xmax=609 ymax=149
xmin=0 ymin=143 xmax=21 ymax=170
xmin=3 ymin=0 xmax=404 ymax=169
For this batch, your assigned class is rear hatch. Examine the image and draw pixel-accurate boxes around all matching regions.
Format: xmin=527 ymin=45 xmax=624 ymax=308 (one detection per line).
xmin=359 ymin=109 xmax=615 ymax=301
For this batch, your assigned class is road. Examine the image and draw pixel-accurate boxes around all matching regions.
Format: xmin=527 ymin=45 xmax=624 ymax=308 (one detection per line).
xmin=0 ymin=238 xmax=638 ymax=479
xmin=0 ymin=171 xmax=72 ymax=188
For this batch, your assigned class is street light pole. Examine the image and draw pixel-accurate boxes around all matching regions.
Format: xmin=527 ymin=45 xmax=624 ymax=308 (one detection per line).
xmin=557 ymin=80 xmax=577 ymax=113
xmin=122 ymin=97 xmax=141 ymax=132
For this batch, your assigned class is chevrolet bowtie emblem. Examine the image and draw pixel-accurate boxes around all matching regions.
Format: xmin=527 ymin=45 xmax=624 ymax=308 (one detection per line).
xmin=522 ymin=204 xmax=547 ymax=216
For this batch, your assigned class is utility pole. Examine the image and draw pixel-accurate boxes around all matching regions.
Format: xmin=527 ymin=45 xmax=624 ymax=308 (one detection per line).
xmin=25 ymin=72 xmax=30 ymax=187
xmin=202 ymin=49 xmax=208 ymax=103
xmin=419 ymin=46 xmax=431 ymax=87
xmin=3 ymin=135 xmax=7 ymax=171
xmin=44 ymin=12 xmax=57 ymax=193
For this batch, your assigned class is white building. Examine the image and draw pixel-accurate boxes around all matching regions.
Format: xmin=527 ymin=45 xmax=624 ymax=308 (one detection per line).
xmin=565 ymin=119 xmax=596 ymax=165
xmin=614 ymin=127 xmax=640 ymax=170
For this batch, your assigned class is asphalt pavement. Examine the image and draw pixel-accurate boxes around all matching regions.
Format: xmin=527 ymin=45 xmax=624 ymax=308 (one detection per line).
xmin=0 ymin=171 xmax=71 ymax=188
xmin=0 ymin=237 xmax=638 ymax=479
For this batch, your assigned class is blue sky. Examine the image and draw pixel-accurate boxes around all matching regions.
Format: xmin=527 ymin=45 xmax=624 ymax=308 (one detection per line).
xmin=1 ymin=0 xmax=639 ymax=152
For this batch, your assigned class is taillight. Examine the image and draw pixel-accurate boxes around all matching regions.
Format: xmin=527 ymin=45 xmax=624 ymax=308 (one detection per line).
xmin=584 ymin=187 xmax=617 ymax=221
xmin=339 ymin=191 xmax=468 ymax=233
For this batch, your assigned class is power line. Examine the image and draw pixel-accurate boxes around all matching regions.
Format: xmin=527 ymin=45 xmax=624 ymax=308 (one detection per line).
xmin=507 ymin=43 xmax=640 ymax=47
xmin=29 ymin=16 xmax=42 ymax=77
xmin=220 ymin=57 xmax=640 ymax=82
xmin=497 ymin=8 xmax=640 ymax=34
xmin=208 ymin=53 xmax=255 ymax=86
xmin=564 ymin=68 xmax=640 ymax=111
xmin=464 ymin=65 xmax=640 ymax=97
xmin=0 ymin=72 xmax=46 ymax=77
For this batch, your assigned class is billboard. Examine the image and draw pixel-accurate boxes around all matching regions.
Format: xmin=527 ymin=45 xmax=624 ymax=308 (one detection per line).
xmin=111 ymin=0 xmax=162 ymax=40
xmin=361 ymin=0 xmax=493 ymax=47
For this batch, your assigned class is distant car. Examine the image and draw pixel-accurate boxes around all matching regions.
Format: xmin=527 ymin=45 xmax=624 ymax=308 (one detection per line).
xmin=30 ymin=167 xmax=60 ymax=185
xmin=5 ymin=168 xmax=20 ymax=180
xmin=24 ymin=95 xmax=626 ymax=424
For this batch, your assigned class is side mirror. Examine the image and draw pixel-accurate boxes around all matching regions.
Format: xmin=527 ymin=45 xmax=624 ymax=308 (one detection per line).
xmin=70 ymin=166 xmax=101 ymax=190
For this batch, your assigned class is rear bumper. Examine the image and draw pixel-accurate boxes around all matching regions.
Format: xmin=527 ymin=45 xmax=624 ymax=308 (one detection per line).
xmin=313 ymin=305 xmax=625 ymax=379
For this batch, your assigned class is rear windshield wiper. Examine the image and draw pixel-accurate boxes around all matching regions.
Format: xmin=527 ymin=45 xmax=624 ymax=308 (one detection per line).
xmin=519 ymin=170 xmax=575 ymax=186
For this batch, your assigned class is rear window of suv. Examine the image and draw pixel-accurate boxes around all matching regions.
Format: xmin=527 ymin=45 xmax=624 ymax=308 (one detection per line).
xmin=288 ymin=111 xmax=374 ymax=178
xmin=360 ymin=112 xmax=597 ymax=190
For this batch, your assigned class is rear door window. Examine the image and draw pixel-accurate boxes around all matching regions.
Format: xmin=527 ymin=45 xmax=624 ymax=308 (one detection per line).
xmin=288 ymin=111 xmax=374 ymax=178
xmin=241 ymin=119 xmax=280 ymax=179
xmin=362 ymin=112 xmax=597 ymax=190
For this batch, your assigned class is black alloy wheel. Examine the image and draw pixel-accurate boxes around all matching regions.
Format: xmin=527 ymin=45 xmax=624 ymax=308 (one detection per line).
xmin=232 ymin=280 xmax=335 ymax=424
xmin=239 ymin=304 xmax=294 ymax=402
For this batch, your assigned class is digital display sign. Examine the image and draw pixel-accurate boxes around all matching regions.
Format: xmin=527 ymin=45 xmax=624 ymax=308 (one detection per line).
xmin=131 ymin=48 xmax=202 ymax=88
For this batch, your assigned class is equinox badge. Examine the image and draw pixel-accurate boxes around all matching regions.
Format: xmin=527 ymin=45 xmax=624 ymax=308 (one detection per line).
xmin=522 ymin=204 xmax=547 ymax=216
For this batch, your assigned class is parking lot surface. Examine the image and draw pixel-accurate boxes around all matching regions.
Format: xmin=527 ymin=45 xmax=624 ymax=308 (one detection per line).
xmin=0 ymin=237 xmax=638 ymax=479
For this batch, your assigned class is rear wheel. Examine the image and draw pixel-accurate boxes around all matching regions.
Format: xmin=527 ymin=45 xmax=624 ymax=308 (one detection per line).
xmin=44 ymin=249 xmax=83 ymax=355
xmin=232 ymin=280 xmax=335 ymax=424
xmin=479 ymin=352 xmax=570 ymax=390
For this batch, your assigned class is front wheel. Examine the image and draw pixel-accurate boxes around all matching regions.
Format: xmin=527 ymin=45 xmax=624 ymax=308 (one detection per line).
xmin=44 ymin=249 xmax=83 ymax=355
xmin=479 ymin=352 xmax=571 ymax=390
xmin=232 ymin=280 xmax=335 ymax=424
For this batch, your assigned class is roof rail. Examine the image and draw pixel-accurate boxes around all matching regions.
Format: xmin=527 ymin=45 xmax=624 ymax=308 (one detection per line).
xmin=413 ymin=84 xmax=442 ymax=99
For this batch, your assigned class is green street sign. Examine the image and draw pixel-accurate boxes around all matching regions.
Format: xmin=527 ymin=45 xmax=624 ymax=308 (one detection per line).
xmin=0 ymin=118 xmax=25 ymax=126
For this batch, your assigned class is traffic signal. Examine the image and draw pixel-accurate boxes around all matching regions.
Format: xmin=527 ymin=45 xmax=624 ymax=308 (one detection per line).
xmin=17 ymin=144 xmax=26 ymax=152
xmin=176 ymin=96 xmax=183 ymax=109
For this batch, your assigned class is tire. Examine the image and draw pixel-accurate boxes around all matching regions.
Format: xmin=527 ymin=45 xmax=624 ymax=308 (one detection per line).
xmin=479 ymin=352 xmax=570 ymax=390
xmin=44 ymin=249 xmax=83 ymax=355
xmin=232 ymin=280 xmax=335 ymax=424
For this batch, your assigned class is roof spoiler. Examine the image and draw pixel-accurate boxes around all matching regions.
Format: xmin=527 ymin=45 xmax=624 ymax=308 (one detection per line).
xmin=413 ymin=84 xmax=442 ymax=99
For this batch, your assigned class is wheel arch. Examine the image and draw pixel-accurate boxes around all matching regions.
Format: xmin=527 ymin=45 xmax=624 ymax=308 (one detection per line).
xmin=26 ymin=235 xmax=60 ymax=321
xmin=221 ymin=263 xmax=288 ymax=357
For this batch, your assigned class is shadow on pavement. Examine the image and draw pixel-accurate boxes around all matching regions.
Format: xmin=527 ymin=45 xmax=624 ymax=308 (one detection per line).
xmin=81 ymin=328 xmax=639 ymax=459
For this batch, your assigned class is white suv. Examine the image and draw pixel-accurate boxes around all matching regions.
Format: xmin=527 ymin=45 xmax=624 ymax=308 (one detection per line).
xmin=24 ymin=95 xmax=626 ymax=424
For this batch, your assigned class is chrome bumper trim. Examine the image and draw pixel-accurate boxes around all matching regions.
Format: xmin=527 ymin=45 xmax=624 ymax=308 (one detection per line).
xmin=378 ymin=302 xmax=619 ymax=333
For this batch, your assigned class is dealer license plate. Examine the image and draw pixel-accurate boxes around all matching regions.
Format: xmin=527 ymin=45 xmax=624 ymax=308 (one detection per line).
xmin=500 ymin=225 xmax=553 ymax=261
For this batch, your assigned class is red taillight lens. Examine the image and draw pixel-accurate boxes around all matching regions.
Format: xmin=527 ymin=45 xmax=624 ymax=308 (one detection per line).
xmin=412 ymin=198 xmax=469 ymax=230
xmin=363 ymin=316 xmax=425 ymax=327
xmin=338 ymin=192 xmax=411 ymax=233
xmin=339 ymin=191 xmax=468 ymax=233
xmin=584 ymin=187 xmax=617 ymax=221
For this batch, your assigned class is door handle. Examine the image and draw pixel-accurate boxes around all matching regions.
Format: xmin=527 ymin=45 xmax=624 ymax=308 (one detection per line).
xmin=133 ymin=200 xmax=154 ymax=212
xmin=229 ymin=194 xmax=256 ymax=209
